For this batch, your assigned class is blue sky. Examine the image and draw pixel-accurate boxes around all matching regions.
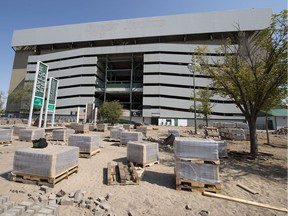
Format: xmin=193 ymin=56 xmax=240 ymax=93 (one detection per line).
xmin=0 ymin=0 xmax=286 ymax=103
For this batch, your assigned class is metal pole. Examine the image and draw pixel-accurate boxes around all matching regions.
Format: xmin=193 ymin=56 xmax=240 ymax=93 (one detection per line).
xmin=193 ymin=72 xmax=197 ymax=134
xmin=188 ymin=63 xmax=197 ymax=134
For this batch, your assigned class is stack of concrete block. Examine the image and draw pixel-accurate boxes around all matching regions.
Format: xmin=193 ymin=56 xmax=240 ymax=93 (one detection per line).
xmin=211 ymin=140 xmax=227 ymax=158
xmin=97 ymin=124 xmax=108 ymax=132
xmin=110 ymin=127 xmax=126 ymax=140
xmin=13 ymin=145 xmax=79 ymax=178
xmin=52 ymin=129 xmax=75 ymax=141
xmin=120 ymin=132 xmax=142 ymax=145
xmin=213 ymin=121 xmax=249 ymax=141
xmin=136 ymin=126 xmax=147 ymax=136
xmin=13 ymin=125 xmax=29 ymax=135
xmin=0 ymin=128 xmax=13 ymax=143
xmin=123 ymin=124 xmax=131 ymax=131
xmin=174 ymin=157 xmax=220 ymax=184
xmin=88 ymin=124 xmax=96 ymax=131
xmin=168 ymin=129 xmax=180 ymax=137
xmin=0 ymin=195 xmax=59 ymax=216
xmin=19 ymin=128 xmax=45 ymax=141
xmin=74 ymin=124 xmax=89 ymax=134
xmin=68 ymin=134 xmax=100 ymax=154
xmin=174 ymin=138 xmax=219 ymax=160
xmin=127 ymin=141 xmax=159 ymax=166
xmin=8 ymin=119 xmax=15 ymax=125
xmin=70 ymin=122 xmax=78 ymax=129
xmin=174 ymin=137 xmax=220 ymax=185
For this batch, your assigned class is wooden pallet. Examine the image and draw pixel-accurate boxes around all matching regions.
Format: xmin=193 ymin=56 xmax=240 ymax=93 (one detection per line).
xmin=107 ymin=162 xmax=141 ymax=186
xmin=79 ymin=149 xmax=101 ymax=158
xmin=128 ymin=160 xmax=160 ymax=168
xmin=177 ymin=158 xmax=220 ymax=165
xmin=10 ymin=165 xmax=78 ymax=188
xmin=75 ymin=130 xmax=89 ymax=134
xmin=108 ymin=138 xmax=120 ymax=142
xmin=19 ymin=139 xmax=32 ymax=142
xmin=176 ymin=178 xmax=221 ymax=193
xmin=0 ymin=140 xmax=12 ymax=145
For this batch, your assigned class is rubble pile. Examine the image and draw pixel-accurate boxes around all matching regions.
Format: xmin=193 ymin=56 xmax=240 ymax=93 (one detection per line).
xmin=272 ymin=127 xmax=288 ymax=135
xmin=6 ymin=186 xmax=117 ymax=216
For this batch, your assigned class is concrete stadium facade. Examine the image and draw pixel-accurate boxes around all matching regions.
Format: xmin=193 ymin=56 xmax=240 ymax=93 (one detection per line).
xmin=7 ymin=8 xmax=272 ymax=125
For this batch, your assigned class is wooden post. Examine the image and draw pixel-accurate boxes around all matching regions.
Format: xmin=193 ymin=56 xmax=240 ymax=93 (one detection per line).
xmin=202 ymin=191 xmax=288 ymax=213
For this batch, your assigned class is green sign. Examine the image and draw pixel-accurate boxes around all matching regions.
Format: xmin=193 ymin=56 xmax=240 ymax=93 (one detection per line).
xmin=33 ymin=62 xmax=48 ymax=107
xmin=48 ymin=104 xmax=55 ymax=111
xmin=34 ymin=97 xmax=44 ymax=107
xmin=47 ymin=78 xmax=59 ymax=112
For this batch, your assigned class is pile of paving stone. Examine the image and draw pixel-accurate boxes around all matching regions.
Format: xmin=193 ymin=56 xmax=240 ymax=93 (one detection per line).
xmin=272 ymin=127 xmax=288 ymax=135
xmin=5 ymin=185 xmax=117 ymax=216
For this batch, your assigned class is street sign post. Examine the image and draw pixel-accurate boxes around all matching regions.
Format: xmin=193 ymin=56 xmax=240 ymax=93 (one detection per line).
xmin=28 ymin=61 xmax=49 ymax=127
xmin=44 ymin=77 xmax=59 ymax=127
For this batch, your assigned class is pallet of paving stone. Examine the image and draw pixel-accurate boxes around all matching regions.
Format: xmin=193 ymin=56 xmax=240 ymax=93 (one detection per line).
xmin=68 ymin=134 xmax=100 ymax=156
xmin=128 ymin=160 xmax=160 ymax=168
xmin=51 ymin=128 xmax=75 ymax=141
xmin=12 ymin=145 xmax=79 ymax=187
xmin=176 ymin=178 xmax=221 ymax=193
xmin=127 ymin=141 xmax=159 ymax=168
xmin=110 ymin=127 xmax=126 ymax=140
xmin=10 ymin=165 xmax=79 ymax=188
xmin=120 ymin=132 xmax=142 ymax=145
xmin=0 ymin=129 xmax=13 ymax=144
xmin=79 ymin=148 xmax=101 ymax=158
xmin=18 ymin=128 xmax=45 ymax=141
xmin=107 ymin=162 xmax=141 ymax=186
xmin=97 ymin=124 xmax=108 ymax=132
xmin=174 ymin=157 xmax=220 ymax=185
xmin=74 ymin=124 xmax=89 ymax=134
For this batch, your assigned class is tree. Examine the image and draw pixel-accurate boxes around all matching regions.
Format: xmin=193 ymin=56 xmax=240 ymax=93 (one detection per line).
xmin=190 ymin=87 xmax=214 ymax=127
xmin=193 ymin=10 xmax=287 ymax=157
xmin=8 ymin=81 xmax=34 ymax=114
xmin=98 ymin=101 xmax=123 ymax=125
xmin=0 ymin=91 xmax=6 ymax=114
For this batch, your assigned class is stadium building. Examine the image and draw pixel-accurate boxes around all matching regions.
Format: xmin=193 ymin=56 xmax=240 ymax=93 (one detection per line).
xmin=7 ymin=8 xmax=272 ymax=125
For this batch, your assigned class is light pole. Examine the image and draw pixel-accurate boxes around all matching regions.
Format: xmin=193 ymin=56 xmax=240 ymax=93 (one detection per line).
xmin=187 ymin=63 xmax=197 ymax=134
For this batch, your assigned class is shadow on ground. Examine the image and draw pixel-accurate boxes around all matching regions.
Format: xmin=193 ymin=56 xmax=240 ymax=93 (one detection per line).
xmin=220 ymin=151 xmax=287 ymax=183
xmin=142 ymin=170 xmax=175 ymax=189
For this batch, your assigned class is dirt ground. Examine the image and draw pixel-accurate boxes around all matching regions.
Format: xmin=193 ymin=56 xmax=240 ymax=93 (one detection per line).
xmin=0 ymin=126 xmax=287 ymax=216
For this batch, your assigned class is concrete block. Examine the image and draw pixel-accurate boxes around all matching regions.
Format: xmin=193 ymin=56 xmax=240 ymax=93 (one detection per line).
xmin=40 ymin=185 xmax=50 ymax=194
xmin=60 ymin=198 xmax=74 ymax=206
xmin=12 ymin=205 xmax=25 ymax=215
xmin=73 ymin=190 xmax=84 ymax=203
xmin=2 ymin=201 xmax=14 ymax=210
xmin=38 ymin=207 xmax=54 ymax=215
xmin=0 ymin=205 xmax=8 ymax=214
xmin=46 ymin=204 xmax=59 ymax=215
xmin=2 ymin=211 xmax=18 ymax=216
xmin=18 ymin=201 xmax=34 ymax=211
xmin=6 ymin=208 xmax=21 ymax=216
xmin=24 ymin=209 xmax=35 ymax=215
xmin=0 ymin=196 xmax=9 ymax=204
xmin=30 ymin=205 xmax=42 ymax=213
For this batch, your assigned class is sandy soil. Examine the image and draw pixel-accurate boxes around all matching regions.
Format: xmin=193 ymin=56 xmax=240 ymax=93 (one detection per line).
xmin=0 ymin=126 xmax=287 ymax=216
